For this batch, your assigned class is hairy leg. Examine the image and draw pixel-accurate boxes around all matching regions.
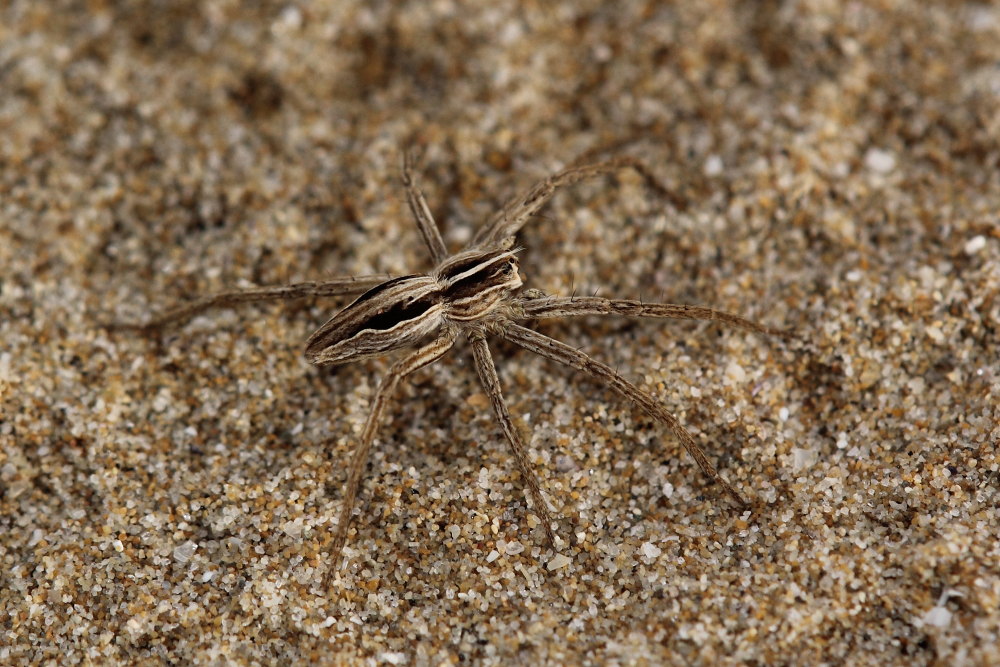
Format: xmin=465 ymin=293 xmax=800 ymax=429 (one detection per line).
xmin=467 ymin=331 xmax=558 ymax=547
xmin=499 ymin=323 xmax=749 ymax=508
xmin=325 ymin=330 xmax=456 ymax=579
xmin=471 ymin=155 xmax=683 ymax=250
xmin=107 ymin=277 xmax=388 ymax=333
xmin=518 ymin=295 xmax=790 ymax=338
xmin=402 ymin=149 xmax=448 ymax=264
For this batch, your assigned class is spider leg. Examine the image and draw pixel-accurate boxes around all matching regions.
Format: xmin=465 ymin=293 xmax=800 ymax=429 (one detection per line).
xmin=106 ymin=276 xmax=389 ymax=334
xmin=467 ymin=331 xmax=558 ymax=547
xmin=325 ymin=330 xmax=457 ymax=579
xmin=402 ymin=149 xmax=448 ymax=264
xmin=471 ymin=155 xmax=682 ymax=249
xmin=499 ymin=323 xmax=749 ymax=508
xmin=518 ymin=296 xmax=791 ymax=339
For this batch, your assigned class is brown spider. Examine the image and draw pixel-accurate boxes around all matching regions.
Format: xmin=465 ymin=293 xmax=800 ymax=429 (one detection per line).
xmin=115 ymin=152 xmax=786 ymax=580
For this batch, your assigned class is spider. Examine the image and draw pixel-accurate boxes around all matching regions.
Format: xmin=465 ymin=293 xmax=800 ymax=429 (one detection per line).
xmin=116 ymin=152 xmax=786 ymax=580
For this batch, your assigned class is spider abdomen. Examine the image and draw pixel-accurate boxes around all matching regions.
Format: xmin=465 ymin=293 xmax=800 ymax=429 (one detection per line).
xmin=304 ymin=275 xmax=444 ymax=366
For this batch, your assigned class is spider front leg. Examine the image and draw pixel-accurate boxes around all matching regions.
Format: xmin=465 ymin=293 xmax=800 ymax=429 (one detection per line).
xmin=471 ymin=155 xmax=683 ymax=250
xmin=519 ymin=295 xmax=792 ymax=339
xmin=324 ymin=330 xmax=457 ymax=579
xmin=401 ymin=149 xmax=448 ymax=264
xmin=467 ymin=330 xmax=558 ymax=547
xmin=106 ymin=276 xmax=388 ymax=334
xmin=500 ymin=323 xmax=749 ymax=508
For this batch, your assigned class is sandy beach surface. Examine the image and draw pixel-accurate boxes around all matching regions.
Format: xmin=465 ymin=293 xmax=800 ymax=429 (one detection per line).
xmin=2 ymin=2 xmax=997 ymax=664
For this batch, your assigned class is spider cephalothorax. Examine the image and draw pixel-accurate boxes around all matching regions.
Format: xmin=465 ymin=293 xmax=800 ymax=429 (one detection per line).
xmin=115 ymin=152 xmax=786 ymax=582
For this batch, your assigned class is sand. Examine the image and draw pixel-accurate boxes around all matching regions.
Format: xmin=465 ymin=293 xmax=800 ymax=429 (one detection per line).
xmin=1 ymin=2 xmax=997 ymax=664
